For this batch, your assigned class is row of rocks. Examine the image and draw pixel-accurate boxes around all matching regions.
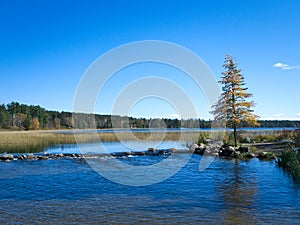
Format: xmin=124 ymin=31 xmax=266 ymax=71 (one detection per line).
xmin=0 ymin=153 xmax=66 ymax=161
xmin=0 ymin=145 xmax=278 ymax=162
xmin=0 ymin=148 xmax=179 ymax=162
xmin=190 ymin=144 xmax=277 ymax=160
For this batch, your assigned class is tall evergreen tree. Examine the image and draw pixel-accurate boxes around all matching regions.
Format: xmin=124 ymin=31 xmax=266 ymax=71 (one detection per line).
xmin=0 ymin=104 xmax=10 ymax=128
xmin=211 ymin=55 xmax=259 ymax=146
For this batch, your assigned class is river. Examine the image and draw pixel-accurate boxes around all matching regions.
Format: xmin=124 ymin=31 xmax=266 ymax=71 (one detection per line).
xmin=0 ymin=142 xmax=300 ymax=224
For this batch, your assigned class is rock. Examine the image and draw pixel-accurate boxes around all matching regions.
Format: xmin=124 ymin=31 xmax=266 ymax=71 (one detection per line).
xmin=245 ymin=152 xmax=256 ymax=158
xmin=189 ymin=144 xmax=199 ymax=152
xmin=50 ymin=153 xmax=64 ymax=158
xmin=18 ymin=154 xmax=28 ymax=160
xmin=257 ymin=151 xmax=276 ymax=160
xmin=38 ymin=156 xmax=48 ymax=160
xmin=0 ymin=154 xmax=14 ymax=161
xmin=146 ymin=151 xmax=159 ymax=156
xmin=204 ymin=149 xmax=219 ymax=156
xmin=193 ymin=143 xmax=206 ymax=155
xmin=115 ymin=152 xmax=127 ymax=157
xmin=148 ymin=148 xmax=156 ymax=152
xmin=233 ymin=151 xmax=241 ymax=158
xmin=238 ymin=146 xmax=249 ymax=153
xmin=199 ymin=143 xmax=206 ymax=149
xmin=219 ymin=146 xmax=236 ymax=157
xmin=211 ymin=152 xmax=219 ymax=156
xmin=194 ymin=147 xmax=205 ymax=155
xmin=228 ymin=146 xmax=235 ymax=152
xmin=135 ymin=151 xmax=146 ymax=156
xmin=27 ymin=153 xmax=35 ymax=160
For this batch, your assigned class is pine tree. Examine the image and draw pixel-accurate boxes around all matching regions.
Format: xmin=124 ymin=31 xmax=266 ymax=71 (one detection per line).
xmin=211 ymin=55 xmax=259 ymax=147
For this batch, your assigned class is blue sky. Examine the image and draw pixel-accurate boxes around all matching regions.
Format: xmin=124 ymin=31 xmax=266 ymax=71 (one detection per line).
xmin=0 ymin=0 xmax=299 ymax=120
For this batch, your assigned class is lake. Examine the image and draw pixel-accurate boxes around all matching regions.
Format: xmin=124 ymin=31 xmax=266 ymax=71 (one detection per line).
xmin=65 ymin=127 xmax=298 ymax=134
xmin=1 ymin=141 xmax=300 ymax=224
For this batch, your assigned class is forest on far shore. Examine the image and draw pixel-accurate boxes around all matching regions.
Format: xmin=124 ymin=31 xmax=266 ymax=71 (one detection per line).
xmin=0 ymin=102 xmax=299 ymax=130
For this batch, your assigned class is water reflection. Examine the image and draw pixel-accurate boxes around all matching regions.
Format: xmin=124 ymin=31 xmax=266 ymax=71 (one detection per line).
xmin=216 ymin=160 xmax=258 ymax=224
xmin=2 ymin=149 xmax=300 ymax=223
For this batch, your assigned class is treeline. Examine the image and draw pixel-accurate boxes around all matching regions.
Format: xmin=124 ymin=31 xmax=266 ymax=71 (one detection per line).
xmin=0 ymin=102 xmax=209 ymax=130
xmin=257 ymin=120 xmax=300 ymax=128
xmin=0 ymin=102 xmax=299 ymax=130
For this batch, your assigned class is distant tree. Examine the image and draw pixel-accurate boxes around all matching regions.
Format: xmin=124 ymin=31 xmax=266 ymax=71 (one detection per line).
xmin=54 ymin=117 xmax=61 ymax=129
xmin=211 ymin=55 xmax=259 ymax=146
xmin=32 ymin=117 xmax=40 ymax=130
xmin=23 ymin=114 xmax=32 ymax=130
xmin=0 ymin=104 xmax=10 ymax=128
xmin=7 ymin=102 xmax=20 ymax=115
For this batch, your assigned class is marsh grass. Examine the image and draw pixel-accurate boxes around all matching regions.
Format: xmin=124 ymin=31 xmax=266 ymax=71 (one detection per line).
xmin=280 ymin=150 xmax=300 ymax=179
xmin=0 ymin=130 xmax=203 ymax=153
xmin=1 ymin=129 xmax=286 ymax=154
xmin=0 ymin=131 xmax=76 ymax=153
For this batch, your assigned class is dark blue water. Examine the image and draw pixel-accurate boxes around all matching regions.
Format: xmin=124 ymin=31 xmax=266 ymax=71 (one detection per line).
xmin=1 ymin=153 xmax=300 ymax=224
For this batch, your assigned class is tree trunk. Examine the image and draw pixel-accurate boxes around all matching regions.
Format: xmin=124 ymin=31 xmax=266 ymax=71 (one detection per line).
xmin=233 ymin=125 xmax=237 ymax=147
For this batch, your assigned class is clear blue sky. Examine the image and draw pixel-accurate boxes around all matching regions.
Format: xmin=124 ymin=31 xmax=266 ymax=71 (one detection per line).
xmin=0 ymin=0 xmax=299 ymax=120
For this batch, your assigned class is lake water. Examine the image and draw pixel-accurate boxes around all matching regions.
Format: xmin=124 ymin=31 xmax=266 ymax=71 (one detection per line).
xmin=1 ymin=142 xmax=300 ymax=224
xmin=65 ymin=127 xmax=298 ymax=134
xmin=45 ymin=141 xmax=188 ymax=154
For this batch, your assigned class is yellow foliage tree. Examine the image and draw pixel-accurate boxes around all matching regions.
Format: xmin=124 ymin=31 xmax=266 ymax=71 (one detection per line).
xmin=211 ymin=55 xmax=259 ymax=146
xmin=32 ymin=117 xmax=40 ymax=130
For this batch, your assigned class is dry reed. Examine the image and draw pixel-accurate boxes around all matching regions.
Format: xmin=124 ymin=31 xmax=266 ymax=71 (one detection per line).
xmin=0 ymin=130 xmax=203 ymax=153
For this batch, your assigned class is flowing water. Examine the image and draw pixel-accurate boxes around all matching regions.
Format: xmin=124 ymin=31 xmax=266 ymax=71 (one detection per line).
xmin=1 ymin=142 xmax=300 ymax=224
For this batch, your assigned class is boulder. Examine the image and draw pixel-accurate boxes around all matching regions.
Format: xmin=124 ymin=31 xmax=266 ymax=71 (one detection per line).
xmin=148 ymin=147 xmax=156 ymax=152
xmin=219 ymin=146 xmax=236 ymax=157
xmin=204 ymin=149 xmax=219 ymax=156
xmin=189 ymin=144 xmax=199 ymax=152
xmin=238 ymin=146 xmax=249 ymax=153
xmin=18 ymin=154 xmax=28 ymax=160
xmin=27 ymin=153 xmax=35 ymax=160
xmin=194 ymin=147 xmax=205 ymax=155
xmin=0 ymin=154 xmax=14 ymax=161
xmin=245 ymin=152 xmax=256 ymax=158
xmin=38 ymin=155 xmax=48 ymax=160
xmin=135 ymin=151 xmax=146 ymax=156
xmin=257 ymin=151 xmax=276 ymax=160
xmin=228 ymin=146 xmax=235 ymax=152
xmin=233 ymin=151 xmax=241 ymax=158
xmin=146 ymin=151 xmax=159 ymax=156
xmin=199 ymin=143 xmax=206 ymax=149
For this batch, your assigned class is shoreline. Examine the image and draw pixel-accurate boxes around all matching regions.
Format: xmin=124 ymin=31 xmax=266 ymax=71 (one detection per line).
xmin=0 ymin=128 xmax=293 ymax=154
xmin=0 ymin=146 xmax=282 ymax=162
xmin=0 ymin=126 xmax=298 ymax=133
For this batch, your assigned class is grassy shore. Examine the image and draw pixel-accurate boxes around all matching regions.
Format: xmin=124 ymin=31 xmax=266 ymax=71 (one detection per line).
xmin=279 ymin=150 xmax=300 ymax=179
xmin=0 ymin=130 xmax=203 ymax=153
xmin=0 ymin=128 xmax=292 ymax=154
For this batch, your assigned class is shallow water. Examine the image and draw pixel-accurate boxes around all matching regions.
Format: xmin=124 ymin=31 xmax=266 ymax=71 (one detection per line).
xmin=46 ymin=141 xmax=188 ymax=154
xmin=1 ymin=147 xmax=300 ymax=224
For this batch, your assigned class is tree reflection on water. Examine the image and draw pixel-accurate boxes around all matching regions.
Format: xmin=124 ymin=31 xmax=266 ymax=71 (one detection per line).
xmin=216 ymin=160 xmax=258 ymax=224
